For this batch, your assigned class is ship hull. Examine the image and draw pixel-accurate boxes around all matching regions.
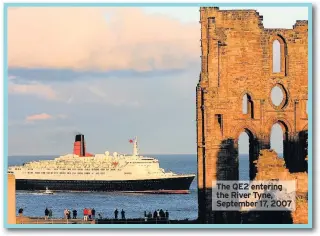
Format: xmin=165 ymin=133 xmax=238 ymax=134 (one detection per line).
xmin=15 ymin=176 xmax=195 ymax=194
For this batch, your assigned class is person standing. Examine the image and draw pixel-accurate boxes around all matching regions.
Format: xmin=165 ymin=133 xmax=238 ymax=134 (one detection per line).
xmin=157 ymin=209 xmax=160 ymax=219
xmin=160 ymin=209 xmax=164 ymax=219
xmin=114 ymin=209 xmax=119 ymax=219
xmin=64 ymin=209 xmax=68 ymax=219
xmin=88 ymin=208 xmax=92 ymax=220
xmin=165 ymin=210 xmax=169 ymax=220
xmin=73 ymin=209 xmax=77 ymax=219
xmin=83 ymin=208 xmax=88 ymax=221
xmin=48 ymin=209 xmax=53 ymax=219
xmin=91 ymin=208 xmax=96 ymax=219
xmin=121 ymin=209 xmax=125 ymax=220
xmin=18 ymin=208 xmax=23 ymax=217
xmin=44 ymin=207 xmax=49 ymax=220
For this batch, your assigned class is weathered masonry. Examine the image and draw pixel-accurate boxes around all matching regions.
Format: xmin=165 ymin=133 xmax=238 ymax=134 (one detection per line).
xmin=196 ymin=7 xmax=308 ymax=223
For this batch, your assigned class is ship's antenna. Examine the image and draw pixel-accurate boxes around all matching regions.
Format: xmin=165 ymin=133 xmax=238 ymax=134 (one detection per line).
xmin=133 ymin=136 xmax=139 ymax=156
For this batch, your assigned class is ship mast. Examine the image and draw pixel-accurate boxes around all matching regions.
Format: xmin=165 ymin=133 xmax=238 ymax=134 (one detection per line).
xmin=133 ymin=136 xmax=139 ymax=156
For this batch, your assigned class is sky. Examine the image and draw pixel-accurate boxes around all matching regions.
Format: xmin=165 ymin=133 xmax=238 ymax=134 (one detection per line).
xmin=7 ymin=6 xmax=308 ymax=156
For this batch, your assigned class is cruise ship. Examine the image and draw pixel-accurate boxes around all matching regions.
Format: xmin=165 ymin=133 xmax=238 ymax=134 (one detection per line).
xmin=8 ymin=134 xmax=195 ymax=194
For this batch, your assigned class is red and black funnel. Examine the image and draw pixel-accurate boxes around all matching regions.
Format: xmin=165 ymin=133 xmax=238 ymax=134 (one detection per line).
xmin=73 ymin=134 xmax=94 ymax=157
xmin=73 ymin=134 xmax=86 ymax=156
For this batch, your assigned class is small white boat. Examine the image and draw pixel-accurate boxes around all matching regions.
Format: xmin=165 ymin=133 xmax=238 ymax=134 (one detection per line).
xmin=44 ymin=187 xmax=54 ymax=194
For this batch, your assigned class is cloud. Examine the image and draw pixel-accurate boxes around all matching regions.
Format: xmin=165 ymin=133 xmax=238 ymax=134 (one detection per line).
xmin=8 ymin=75 xmax=17 ymax=80
xmin=26 ymin=113 xmax=53 ymax=122
xmin=9 ymin=82 xmax=57 ymax=100
xmin=25 ymin=113 xmax=68 ymax=123
xmin=7 ymin=67 xmax=189 ymax=84
xmin=8 ymin=7 xmax=200 ymax=72
xmin=56 ymin=114 xmax=68 ymax=119
xmin=7 ymin=7 xmax=200 ymax=108
xmin=87 ymin=86 xmax=141 ymax=107
xmin=8 ymin=75 xmax=144 ymax=107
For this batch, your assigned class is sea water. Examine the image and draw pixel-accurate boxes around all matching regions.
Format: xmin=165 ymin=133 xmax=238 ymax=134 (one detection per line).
xmin=9 ymin=154 xmax=252 ymax=220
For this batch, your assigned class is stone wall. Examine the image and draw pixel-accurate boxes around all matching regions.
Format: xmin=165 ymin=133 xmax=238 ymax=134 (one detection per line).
xmin=253 ymin=150 xmax=308 ymax=224
xmin=196 ymin=7 xmax=308 ymax=223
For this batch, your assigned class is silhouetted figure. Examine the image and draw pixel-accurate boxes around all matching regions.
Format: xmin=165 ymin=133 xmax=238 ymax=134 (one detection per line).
xmin=44 ymin=208 xmax=49 ymax=220
xmin=121 ymin=209 xmax=125 ymax=220
xmin=148 ymin=212 xmax=152 ymax=219
xmin=165 ymin=210 xmax=169 ymax=220
xmin=88 ymin=208 xmax=92 ymax=220
xmin=98 ymin=213 xmax=102 ymax=219
xmin=160 ymin=209 xmax=165 ymax=219
xmin=144 ymin=211 xmax=147 ymax=221
xmin=91 ymin=208 xmax=96 ymax=219
xmin=73 ymin=209 xmax=77 ymax=219
xmin=18 ymin=208 xmax=23 ymax=216
xmin=153 ymin=210 xmax=157 ymax=219
xmin=157 ymin=209 xmax=160 ymax=219
xmin=49 ymin=209 xmax=53 ymax=219
xmin=114 ymin=209 xmax=119 ymax=219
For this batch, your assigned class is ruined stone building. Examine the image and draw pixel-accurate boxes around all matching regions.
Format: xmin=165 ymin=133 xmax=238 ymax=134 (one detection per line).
xmin=196 ymin=7 xmax=308 ymax=223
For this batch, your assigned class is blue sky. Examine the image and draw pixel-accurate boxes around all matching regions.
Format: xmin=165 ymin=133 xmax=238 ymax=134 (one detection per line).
xmin=7 ymin=6 xmax=308 ymax=155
